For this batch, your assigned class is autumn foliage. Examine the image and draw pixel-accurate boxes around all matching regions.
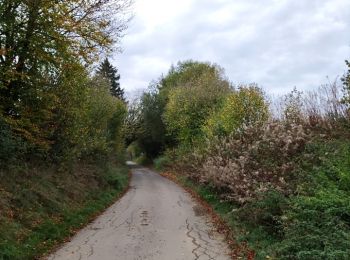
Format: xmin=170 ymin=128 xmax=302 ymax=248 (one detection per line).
xmin=131 ymin=60 xmax=350 ymax=259
xmin=0 ymin=0 xmax=131 ymax=165
xmin=0 ymin=2 xmax=131 ymax=258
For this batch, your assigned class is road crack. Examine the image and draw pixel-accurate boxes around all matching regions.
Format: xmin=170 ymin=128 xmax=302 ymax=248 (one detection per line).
xmin=186 ymin=219 xmax=201 ymax=260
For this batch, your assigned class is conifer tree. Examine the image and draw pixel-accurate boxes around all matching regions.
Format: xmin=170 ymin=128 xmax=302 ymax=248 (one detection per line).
xmin=97 ymin=58 xmax=125 ymax=101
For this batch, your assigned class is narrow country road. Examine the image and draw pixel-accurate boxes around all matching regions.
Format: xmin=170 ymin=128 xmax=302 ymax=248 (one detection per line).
xmin=47 ymin=167 xmax=230 ymax=260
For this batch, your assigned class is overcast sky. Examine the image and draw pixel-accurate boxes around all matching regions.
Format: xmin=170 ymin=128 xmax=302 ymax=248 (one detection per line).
xmin=113 ymin=0 xmax=350 ymax=98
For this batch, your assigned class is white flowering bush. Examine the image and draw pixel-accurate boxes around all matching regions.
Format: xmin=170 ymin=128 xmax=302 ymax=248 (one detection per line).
xmin=189 ymin=122 xmax=310 ymax=203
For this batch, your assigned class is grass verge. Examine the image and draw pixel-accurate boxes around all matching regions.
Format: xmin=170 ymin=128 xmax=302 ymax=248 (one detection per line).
xmin=0 ymin=162 xmax=130 ymax=260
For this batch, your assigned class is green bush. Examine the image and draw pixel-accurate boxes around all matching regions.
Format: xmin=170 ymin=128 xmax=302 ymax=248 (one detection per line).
xmin=275 ymin=140 xmax=350 ymax=259
xmin=277 ymin=190 xmax=350 ymax=259
xmin=135 ymin=154 xmax=152 ymax=166
xmin=238 ymin=190 xmax=288 ymax=238
xmin=153 ymin=155 xmax=171 ymax=171
xmin=104 ymin=165 xmax=129 ymax=189
xmin=126 ymin=141 xmax=143 ymax=161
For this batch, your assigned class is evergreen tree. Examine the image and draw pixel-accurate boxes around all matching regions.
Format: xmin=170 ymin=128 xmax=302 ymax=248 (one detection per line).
xmin=97 ymin=58 xmax=125 ymax=101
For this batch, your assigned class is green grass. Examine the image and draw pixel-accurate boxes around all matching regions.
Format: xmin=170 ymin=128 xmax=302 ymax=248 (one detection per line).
xmin=153 ymin=155 xmax=171 ymax=171
xmin=0 ymin=163 xmax=129 ymax=260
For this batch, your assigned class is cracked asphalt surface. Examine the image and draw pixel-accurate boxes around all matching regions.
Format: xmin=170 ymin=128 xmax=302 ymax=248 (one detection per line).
xmin=47 ymin=167 xmax=230 ymax=260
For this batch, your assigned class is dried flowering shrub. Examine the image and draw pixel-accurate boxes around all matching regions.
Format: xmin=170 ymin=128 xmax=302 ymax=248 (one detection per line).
xmin=190 ymin=122 xmax=310 ymax=203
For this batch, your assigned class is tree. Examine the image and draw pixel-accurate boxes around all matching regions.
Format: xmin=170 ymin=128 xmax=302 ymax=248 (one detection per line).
xmin=96 ymin=58 xmax=125 ymax=100
xmin=342 ymin=60 xmax=350 ymax=104
xmin=204 ymin=85 xmax=269 ymax=138
xmin=124 ymin=87 xmax=170 ymax=159
xmin=164 ymin=62 xmax=231 ymax=145
xmin=283 ymin=87 xmax=304 ymax=123
xmin=127 ymin=61 xmax=231 ymax=158
xmin=137 ymin=90 xmax=168 ymax=158
xmin=0 ymin=0 xmax=131 ymax=148
xmin=51 ymin=63 xmax=127 ymax=163
xmin=158 ymin=60 xmax=224 ymax=100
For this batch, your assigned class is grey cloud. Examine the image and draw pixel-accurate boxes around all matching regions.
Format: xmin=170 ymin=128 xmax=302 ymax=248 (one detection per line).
xmin=114 ymin=0 xmax=350 ymax=98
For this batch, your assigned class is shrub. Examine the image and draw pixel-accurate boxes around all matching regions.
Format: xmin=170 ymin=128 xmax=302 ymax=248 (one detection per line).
xmin=283 ymin=87 xmax=304 ymax=124
xmin=126 ymin=141 xmax=142 ymax=161
xmin=190 ymin=122 xmax=310 ymax=203
xmin=238 ymin=190 xmax=288 ymax=238
xmin=154 ymin=155 xmax=171 ymax=171
xmin=135 ymin=154 xmax=151 ymax=165
xmin=277 ymin=190 xmax=350 ymax=259
xmin=272 ymin=140 xmax=350 ymax=259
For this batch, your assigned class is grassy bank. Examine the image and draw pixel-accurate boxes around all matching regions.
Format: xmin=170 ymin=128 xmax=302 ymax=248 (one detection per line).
xmin=0 ymin=162 xmax=129 ymax=260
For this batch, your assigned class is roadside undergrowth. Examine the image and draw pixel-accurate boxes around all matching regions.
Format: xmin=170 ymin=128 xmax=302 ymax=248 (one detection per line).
xmin=0 ymin=162 xmax=130 ymax=260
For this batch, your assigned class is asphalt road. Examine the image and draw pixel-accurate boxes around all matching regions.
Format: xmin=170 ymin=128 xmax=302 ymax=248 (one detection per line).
xmin=47 ymin=167 xmax=230 ymax=260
